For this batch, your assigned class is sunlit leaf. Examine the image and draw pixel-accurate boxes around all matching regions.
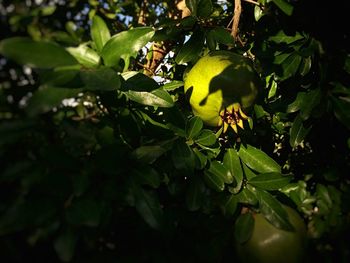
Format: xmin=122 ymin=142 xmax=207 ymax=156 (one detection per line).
xmin=91 ymin=15 xmax=111 ymax=53
xmin=238 ymin=144 xmax=281 ymax=173
xmin=125 ymin=89 xmax=174 ymax=108
xmin=101 ymin=27 xmax=154 ymax=67
xmin=67 ymin=44 xmax=100 ymax=68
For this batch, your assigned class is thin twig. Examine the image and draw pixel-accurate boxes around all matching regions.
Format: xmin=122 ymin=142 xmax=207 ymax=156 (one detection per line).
xmin=243 ymin=0 xmax=260 ymax=6
xmin=231 ymin=0 xmax=242 ymax=40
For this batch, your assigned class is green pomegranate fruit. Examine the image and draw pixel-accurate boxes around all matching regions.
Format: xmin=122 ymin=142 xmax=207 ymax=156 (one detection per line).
xmin=236 ymin=206 xmax=308 ymax=263
xmin=184 ymin=50 xmax=260 ymax=133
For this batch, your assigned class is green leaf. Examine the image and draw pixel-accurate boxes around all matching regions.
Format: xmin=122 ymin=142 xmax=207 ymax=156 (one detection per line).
xmin=125 ymin=89 xmax=174 ymax=108
xmin=66 ymin=199 xmax=102 ymax=227
xmin=131 ymin=145 xmax=167 ymax=164
xmin=268 ymin=31 xmax=303 ymax=44
xmin=221 ymin=194 xmax=238 ymax=216
xmin=234 ymin=213 xmax=254 ymax=244
xmin=242 ymin=162 xmax=257 ymax=180
xmin=237 ymin=187 xmax=258 ymax=206
xmin=204 ymin=169 xmax=225 ymax=192
xmin=223 ymin=148 xmax=243 ymax=194
xmin=134 ymin=187 xmax=164 ymax=230
xmin=171 ymin=140 xmax=195 ymax=172
xmin=208 ymin=160 xmax=234 ymax=184
xmin=254 ymin=188 xmax=294 ymax=231
xmin=186 ymin=0 xmax=213 ymax=17
xmin=162 ymin=80 xmax=184 ymax=91
xmin=197 ymin=0 xmax=213 ymax=17
xmin=101 ymin=27 xmax=154 ymax=67
xmin=279 ymin=53 xmax=302 ymax=80
xmin=186 ymin=177 xmax=205 ymax=211
xmin=175 ymin=31 xmax=204 ymax=64
xmin=331 ymin=95 xmax=350 ymax=130
xmin=122 ymin=71 xmax=159 ymax=92
xmin=54 ymin=228 xmax=77 ymax=263
xmin=0 ymin=37 xmax=77 ymax=68
xmin=40 ymin=65 xmax=80 ymax=86
xmin=254 ymin=5 xmax=264 ymax=21
xmin=79 ymin=67 xmax=121 ymax=91
xmin=248 ymin=173 xmax=293 ymax=190
xmin=193 ymin=148 xmax=207 ymax=169
xmin=287 ymin=92 xmax=306 ymax=113
xmin=208 ymin=27 xmax=234 ymax=46
xmin=26 ymin=86 xmax=82 ymax=117
xmin=91 ymin=15 xmax=111 ymax=53
xmin=186 ymin=116 xmax=203 ymax=139
xmin=289 ymin=114 xmax=312 ymax=148
xmin=271 ymin=0 xmax=294 ymax=16
xmin=238 ymin=144 xmax=281 ymax=173
xmin=194 ymin=129 xmax=217 ymax=146
xmin=299 ymin=57 xmax=312 ymax=76
xmin=132 ymin=166 xmax=161 ymax=189
xmin=67 ymin=44 xmax=100 ymax=68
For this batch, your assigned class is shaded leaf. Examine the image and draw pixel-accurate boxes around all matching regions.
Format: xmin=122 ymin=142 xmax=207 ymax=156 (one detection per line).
xmin=66 ymin=199 xmax=102 ymax=227
xmin=0 ymin=37 xmax=77 ymax=68
xmin=91 ymin=15 xmax=111 ymax=53
xmin=234 ymin=213 xmax=254 ymax=244
xmin=221 ymin=194 xmax=238 ymax=216
xmin=122 ymin=71 xmax=158 ymax=92
xmin=134 ymin=187 xmax=164 ymax=230
xmin=248 ymin=173 xmax=293 ymax=190
xmin=186 ymin=116 xmax=203 ymax=139
xmin=237 ymin=187 xmax=258 ymax=206
xmin=238 ymin=144 xmax=281 ymax=173
xmin=131 ymin=145 xmax=167 ymax=164
xmin=101 ymin=27 xmax=154 ymax=67
xmin=289 ymin=114 xmax=312 ymax=147
xmin=26 ymin=86 xmax=82 ymax=116
xmin=269 ymin=30 xmax=303 ymax=44
xmin=195 ymin=129 xmax=217 ymax=146
xmin=208 ymin=160 xmax=234 ymax=184
xmin=254 ymin=188 xmax=294 ymax=231
xmin=204 ymin=169 xmax=225 ymax=192
xmin=271 ymin=0 xmax=294 ymax=16
xmin=54 ymin=228 xmax=77 ymax=263
xmin=175 ymin=30 xmax=204 ymax=64
xmin=171 ymin=139 xmax=195 ymax=172
xmin=186 ymin=177 xmax=205 ymax=211
xmin=331 ymin=95 xmax=350 ymax=130
xmin=208 ymin=27 xmax=234 ymax=46
xmin=132 ymin=166 xmax=161 ymax=189
xmin=223 ymin=148 xmax=243 ymax=194
xmin=80 ymin=67 xmax=121 ymax=91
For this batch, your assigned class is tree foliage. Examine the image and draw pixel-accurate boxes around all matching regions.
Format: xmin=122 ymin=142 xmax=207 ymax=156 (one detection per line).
xmin=0 ymin=0 xmax=349 ymax=262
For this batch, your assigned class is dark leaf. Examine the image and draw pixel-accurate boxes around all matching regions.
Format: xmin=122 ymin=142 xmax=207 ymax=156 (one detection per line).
xmin=80 ymin=67 xmax=121 ymax=91
xmin=194 ymin=129 xmax=217 ymax=146
xmin=186 ymin=116 xmax=203 ymax=139
xmin=175 ymin=30 xmax=204 ymax=64
xmin=234 ymin=213 xmax=254 ymax=244
xmin=54 ymin=228 xmax=77 ymax=263
xmin=171 ymin=139 xmax=195 ymax=172
xmin=186 ymin=177 xmax=205 ymax=211
xmin=289 ymin=114 xmax=312 ymax=148
xmin=253 ymin=188 xmax=294 ymax=231
xmin=0 ymin=37 xmax=77 ymax=68
xmin=223 ymin=148 xmax=243 ymax=194
xmin=26 ymin=86 xmax=82 ymax=116
xmin=208 ymin=160 xmax=234 ymax=184
xmin=271 ymin=0 xmax=294 ymax=16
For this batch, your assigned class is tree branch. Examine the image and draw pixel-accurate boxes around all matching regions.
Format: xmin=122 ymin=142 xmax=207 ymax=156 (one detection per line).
xmin=231 ymin=0 xmax=242 ymax=40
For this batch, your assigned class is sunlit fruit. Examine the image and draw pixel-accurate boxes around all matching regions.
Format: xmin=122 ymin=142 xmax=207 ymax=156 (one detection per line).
xmin=236 ymin=206 xmax=307 ymax=263
xmin=184 ymin=50 xmax=260 ymax=133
